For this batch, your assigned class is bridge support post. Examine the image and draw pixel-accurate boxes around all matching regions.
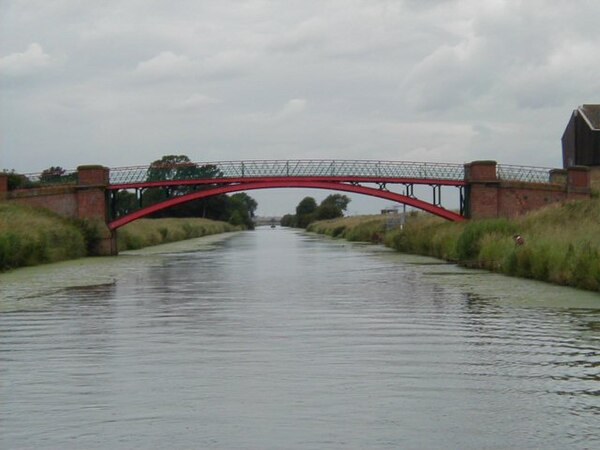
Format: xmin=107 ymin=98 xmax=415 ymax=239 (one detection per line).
xmin=567 ymin=166 xmax=590 ymax=198
xmin=550 ymin=169 xmax=568 ymax=185
xmin=0 ymin=172 xmax=7 ymax=201
xmin=464 ymin=160 xmax=499 ymax=219
xmin=76 ymin=165 xmax=117 ymax=256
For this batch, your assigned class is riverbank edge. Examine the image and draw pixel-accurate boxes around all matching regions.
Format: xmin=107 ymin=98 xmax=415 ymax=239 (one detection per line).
xmin=305 ymin=198 xmax=600 ymax=292
xmin=0 ymin=203 xmax=241 ymax=272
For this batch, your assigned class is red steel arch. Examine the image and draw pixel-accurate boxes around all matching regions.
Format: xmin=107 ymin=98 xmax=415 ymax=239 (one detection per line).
xmin=108 ymin=180 xmax=464 ymax=230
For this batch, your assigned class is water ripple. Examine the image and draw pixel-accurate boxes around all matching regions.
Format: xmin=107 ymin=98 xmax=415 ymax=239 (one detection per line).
xmin=1 ymin=229 xmax=599 ymax=449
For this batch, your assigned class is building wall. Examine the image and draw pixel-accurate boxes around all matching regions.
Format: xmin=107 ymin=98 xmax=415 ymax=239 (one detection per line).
xmin=562 ymin=113 xmax=576 ymax=168
xmin=562 ymin=108 xmax=600 ymax=167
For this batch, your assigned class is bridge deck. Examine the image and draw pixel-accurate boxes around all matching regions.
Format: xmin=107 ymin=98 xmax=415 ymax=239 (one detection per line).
xmin=15 ymin=159 xmax=555 ymax=187
xmin=106 ymin=159 xmax=554 ymax=186
xmin=108 ymin=160 xmax=467 ymax=186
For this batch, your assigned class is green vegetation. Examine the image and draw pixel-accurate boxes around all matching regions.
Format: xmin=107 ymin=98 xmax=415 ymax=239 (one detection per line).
xmin=138 ymin=155 xmax=257 ymax=229
xmin=307 ymin=215 xmax=387 ymax=242
xmin=0 ymin=203 xmax=87 ymax=271
xmin=2 ymin=166 xmax=76 ymax=189
xmin=0 ymin=203 xmax=240 ymax=272
xmin=281 ymin=194 xmax=351 ymax=228
xmin=4 ymin=155 xmax=258 ymax=229
xmin=117 ymin=217 xmax=240 ymax=251
xmin=307 ymin=198 xmax=600 ymax=292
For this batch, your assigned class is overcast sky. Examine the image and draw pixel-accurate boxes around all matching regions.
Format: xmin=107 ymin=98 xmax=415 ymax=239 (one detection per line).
xmin=2 ymin=0 xmax=599 ymax=215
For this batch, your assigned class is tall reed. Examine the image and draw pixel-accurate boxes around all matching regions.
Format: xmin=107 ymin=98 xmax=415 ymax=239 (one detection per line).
xmin=307 ymin=198 xmax=600 ymax=291
xmin=0 ymin=203 xmax=86 ymax=271
xmin=117 ymin=218 xmax=240 ymax=251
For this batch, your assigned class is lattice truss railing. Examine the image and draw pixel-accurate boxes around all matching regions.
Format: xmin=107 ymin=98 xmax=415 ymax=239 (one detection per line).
xmin=15 ymin=160 xmax=555 ymax=186
xmin=108 ymin=160 xmax=467 ymax=185
xmin=497 ymin=164 xmax=554 ymax=184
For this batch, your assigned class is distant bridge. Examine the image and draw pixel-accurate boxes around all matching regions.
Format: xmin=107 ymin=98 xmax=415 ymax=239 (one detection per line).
xmin=0 ymin=159 xmax=591 ymax=255
xmin=105 ymin=159 xmax=564 ymax=229
xmin=107 ymin=159 xmax=471 ymax=227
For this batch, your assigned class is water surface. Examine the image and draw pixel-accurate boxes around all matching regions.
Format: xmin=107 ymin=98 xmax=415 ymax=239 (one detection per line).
xmin=1 ymin=228 xmax=599 ymax=449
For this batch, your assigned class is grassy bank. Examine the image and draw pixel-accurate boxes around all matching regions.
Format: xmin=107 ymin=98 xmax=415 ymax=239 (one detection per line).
xmin=117 ymin=218 xmax=240 ymax=251
xmin=0 ymin=203 xmax=241 ymax=271
xmin=0 ymin=203 xmax=87 ymax=271
xmin=307 ymin=215 xmax=388 ymax=242
xmin=307 ymin=198 xmax=600 ymax=292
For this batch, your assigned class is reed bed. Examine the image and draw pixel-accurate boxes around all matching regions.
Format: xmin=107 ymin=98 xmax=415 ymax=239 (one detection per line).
xmin=0 ymin=204 xmax=240 ymax=271
xmin=117 ymin=218 xmax=240 ymax=251
xmin=0 ymin=203 xmax=86 ymax=271
xmin=307 ymin=198 xmax=600 ymax=291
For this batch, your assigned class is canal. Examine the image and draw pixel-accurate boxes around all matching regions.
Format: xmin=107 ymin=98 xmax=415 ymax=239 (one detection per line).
xmin=1 ymin=228 xmax=599 ymax=449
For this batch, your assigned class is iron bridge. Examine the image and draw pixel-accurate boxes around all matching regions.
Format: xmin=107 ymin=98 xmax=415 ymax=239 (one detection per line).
xmin=90 ymin=159 xmax=557 ymax=230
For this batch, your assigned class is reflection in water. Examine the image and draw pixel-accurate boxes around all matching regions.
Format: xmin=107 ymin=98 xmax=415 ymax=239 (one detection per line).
xmin=1 ymin=228 xmax=599 ymax=449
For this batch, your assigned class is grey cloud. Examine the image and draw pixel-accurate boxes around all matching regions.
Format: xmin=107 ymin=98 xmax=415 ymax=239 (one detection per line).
xmin=0 ymin=43 xmax=61 ymax=76
xmin=2 ymin=0 xmax=600 ymax=214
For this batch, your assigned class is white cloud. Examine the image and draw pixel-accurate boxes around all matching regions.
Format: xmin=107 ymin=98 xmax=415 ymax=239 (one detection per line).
xmin=277 ymin=98 xmax=307 ymax=119
xmin=403 ymin=32 xmax=488 ymax=111
xmin=133 ymin=49 xmax=253 ymax=82
xmin=0 ymin=43 xmax=57 ymax=76
xmin=171 ymin=94 xmax=221 ymax=111
xmin=134 ymin=51 xmax=198 ymax=80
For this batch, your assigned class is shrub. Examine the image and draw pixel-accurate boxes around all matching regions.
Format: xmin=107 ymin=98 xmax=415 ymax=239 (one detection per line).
xmin=456 ymin=219 xmax=516 ymax=262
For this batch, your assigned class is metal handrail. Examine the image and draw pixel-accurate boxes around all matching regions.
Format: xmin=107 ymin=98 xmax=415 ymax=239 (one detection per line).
xmin=107 ymin=159 xmax=467 ymax=185
xmin=497 ymin=164 xmax=553 ymax=184
xmin=11 ymin=160 xmax=558 ymax=187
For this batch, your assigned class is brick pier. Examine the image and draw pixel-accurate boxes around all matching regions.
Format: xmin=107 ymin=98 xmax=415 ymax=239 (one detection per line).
xmin=0 ymin=166 xmax=117 ymax=255
xmin=465 ymin=160 xmax=590 ymax=219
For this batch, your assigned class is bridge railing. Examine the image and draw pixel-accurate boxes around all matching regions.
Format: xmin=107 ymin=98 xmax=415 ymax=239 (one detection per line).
xmin=6 ymin=160 xmax=557 ymax=189
xmin=108 ymin=159 xmax=467 ymax=185
xmin=496 ymin=164 xmax=553 ymax=184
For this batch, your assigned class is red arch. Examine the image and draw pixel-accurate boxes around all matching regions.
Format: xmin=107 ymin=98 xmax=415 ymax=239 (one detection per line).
xmin=108 ymin=180 xmax=465 ymax=230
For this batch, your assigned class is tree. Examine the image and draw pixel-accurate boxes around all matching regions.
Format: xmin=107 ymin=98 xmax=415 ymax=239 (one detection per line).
xmin=227 ymin=193 xmax=257 ymax=229
xmin=314 ymin=194 xmax=350 ymax=220
xmin=2 ymin=170 xmax=33 ymax=190
xmin=296 ymin=196 xmax=317 ymax=228
xmin=143 ymin=154 xmax=225 ymax=217
xmin=39 ymin=166 xmax=76 ymax=184
xmin=280 ymin=214 xmax=296 ymax=227
xmin=146 ymin=155 xmax=222 ymax=185
xmin=146 ymin=155 xmax=193 ymax=183
xmin=131 ymin=154 xmax=258 ymax=228
xmin=315 ymin=203 xmax=344 ymax=220
xmin=296 ymin=196 xmax=317 ymax=216
xmin=284 ymin=194 xmax=352 ymax=228
xmin=230 ymin=193 xmax=257 ymax=218
xmin=320 ymin=194 xmax=350 ymax=212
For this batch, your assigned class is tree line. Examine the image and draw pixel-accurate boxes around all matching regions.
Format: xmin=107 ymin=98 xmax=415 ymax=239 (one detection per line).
xmin=2 ymin=166 xmax=77 ymax=189
xmin=281 ymin=194 xmax=350 ymax=228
